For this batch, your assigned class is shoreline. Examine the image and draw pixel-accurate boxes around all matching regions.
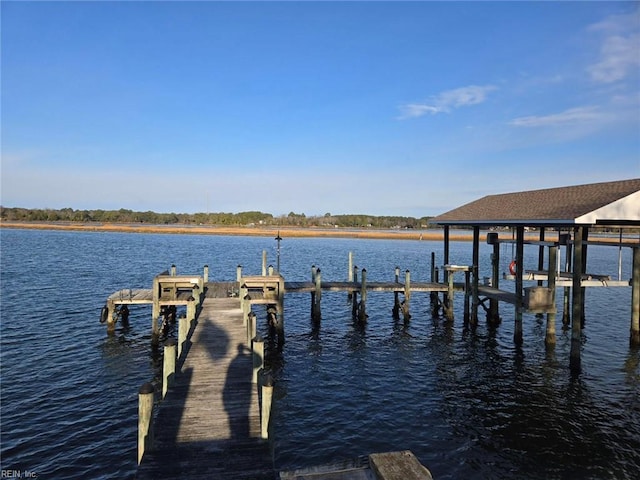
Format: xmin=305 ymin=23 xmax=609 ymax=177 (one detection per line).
xmin=1 ymin=221 xmax=637 ymax=244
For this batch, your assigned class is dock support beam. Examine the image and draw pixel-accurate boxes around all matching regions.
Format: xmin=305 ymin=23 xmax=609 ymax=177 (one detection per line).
xmin=471 ymin=226 xmax=480 ymax=326
xmin=631 ymin=247 xmax=640 ymax=346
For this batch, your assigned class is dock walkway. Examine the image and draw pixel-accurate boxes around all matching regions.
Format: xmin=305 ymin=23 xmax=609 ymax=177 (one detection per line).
xmin=136 ymin=292 xmax=274 ymax=480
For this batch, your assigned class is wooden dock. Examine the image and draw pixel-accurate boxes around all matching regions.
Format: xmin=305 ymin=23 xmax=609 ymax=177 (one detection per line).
xmin=136 ymin=292 xmax=274 ymax=480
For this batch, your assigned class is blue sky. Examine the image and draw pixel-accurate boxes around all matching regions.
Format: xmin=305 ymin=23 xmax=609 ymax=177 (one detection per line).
xmin=2 ymin=1 xmax=639 ymax=217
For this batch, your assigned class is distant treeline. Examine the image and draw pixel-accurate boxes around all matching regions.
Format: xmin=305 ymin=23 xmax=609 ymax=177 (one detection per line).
xmin=0 ymin=206 xmax=435 ymax=229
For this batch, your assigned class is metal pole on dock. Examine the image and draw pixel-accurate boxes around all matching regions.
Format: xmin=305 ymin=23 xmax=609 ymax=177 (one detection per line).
xmin=138 ymin=382 xmax=155 ymax=464
xmin=275 ymin=231 xmax=282 ymax=273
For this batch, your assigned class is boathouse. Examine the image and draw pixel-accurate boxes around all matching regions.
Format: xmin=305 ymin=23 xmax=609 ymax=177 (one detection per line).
xmin=431 ymin=178 xmax=640 ymax=372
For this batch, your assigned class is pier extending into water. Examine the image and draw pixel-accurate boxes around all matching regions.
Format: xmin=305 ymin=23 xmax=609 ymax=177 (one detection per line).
xmin=100 ymin=233 xmax=639 ymax=478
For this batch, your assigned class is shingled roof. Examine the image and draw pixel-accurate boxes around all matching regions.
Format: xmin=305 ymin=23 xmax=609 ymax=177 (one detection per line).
xmin=432 ymin=178 xmax=640 ymax=227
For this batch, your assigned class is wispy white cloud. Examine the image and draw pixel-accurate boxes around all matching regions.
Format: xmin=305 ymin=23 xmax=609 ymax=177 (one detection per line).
xmin=509 ymin=106 xmax=605 ymax=127
xmin=397 ymin=85 xmax=497 ymax=119
xmin=586 ymin=11 xmax=640 ymax=83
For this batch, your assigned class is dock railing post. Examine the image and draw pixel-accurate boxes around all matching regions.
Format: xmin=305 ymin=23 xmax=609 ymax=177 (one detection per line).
xmin=162 ymin=338 xmax=177 ymax=399
xmin=138 ymin=382 xmax=155 ymax=464
xmin=261 ymin=373 xmax=274 ymax=440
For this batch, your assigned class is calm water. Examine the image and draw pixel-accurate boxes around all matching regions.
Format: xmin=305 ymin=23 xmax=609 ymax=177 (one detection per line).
xmin=1 ymin=228 xmax=638 ymax=479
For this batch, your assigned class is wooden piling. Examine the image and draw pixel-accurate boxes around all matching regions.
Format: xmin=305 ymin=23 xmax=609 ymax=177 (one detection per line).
xmin=261 ymin=374 xmax=274 ymax=440
xmin=138 ymin=382 xmax=155 ymax=465
xmin=262 ymin=250 xmax=267 ymax=276
xmin=314 ymin=268 xmax=322 ymax=321
xmin=311 ymin=265 xmax=317 ymax=319
xmin=170 ymin=264 xmax=176 ymax=276
xmin=488 ymin=233 xmax=500 ymax=324
xmin=561 ymin=234 xmax=572 ymax=326
xmin=545 ymin=245 xmax=558 ymax=346
xmin=464 ymin=270 xmax=471 ymax=324
xmin=252 ymin=335 xmax=264 ymax=384
xmin=430 ymin=253 xmax=438 ymax=313
xmin=402 ymin=270 xmax=411 ymax=321
xmin=393 ymin=266 xmax=401 ymax=319
xmin=347 ymin=252 xmax=354 ymax=301
xmin=443 ymin=226 xmax=450 ymax=310
xmin=162 ymin=338 xmax=177 ymax=398
xmin=178 ymin=314 xmax=188 ymax=359
xmin=203 ymin=264 xmax=209 ymax=283
xmin=247 ymin=311 xmax=257 ymax=347
xmin=471 ymin=226 xmax=480 ymax=325
xmin=631 ymin=247 xmax=640 ymax=346
xmin=570 ymin=226 xmax=584 ymax=373
xmin=358 ymin=268 xmax=367 ymax=322
xmin=352 ymin=266 xmax=359 ymax=318
xmin=514 ymin=226 xmax=524 ymax=346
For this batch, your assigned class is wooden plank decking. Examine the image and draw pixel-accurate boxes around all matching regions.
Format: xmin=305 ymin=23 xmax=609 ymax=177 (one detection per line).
xmin=136 ymin=296 xmax=274 ymax=480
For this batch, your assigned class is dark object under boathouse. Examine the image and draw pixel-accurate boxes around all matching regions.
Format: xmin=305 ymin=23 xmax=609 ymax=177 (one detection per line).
xmin=430 ymin=178 xmax=640 ymax=373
